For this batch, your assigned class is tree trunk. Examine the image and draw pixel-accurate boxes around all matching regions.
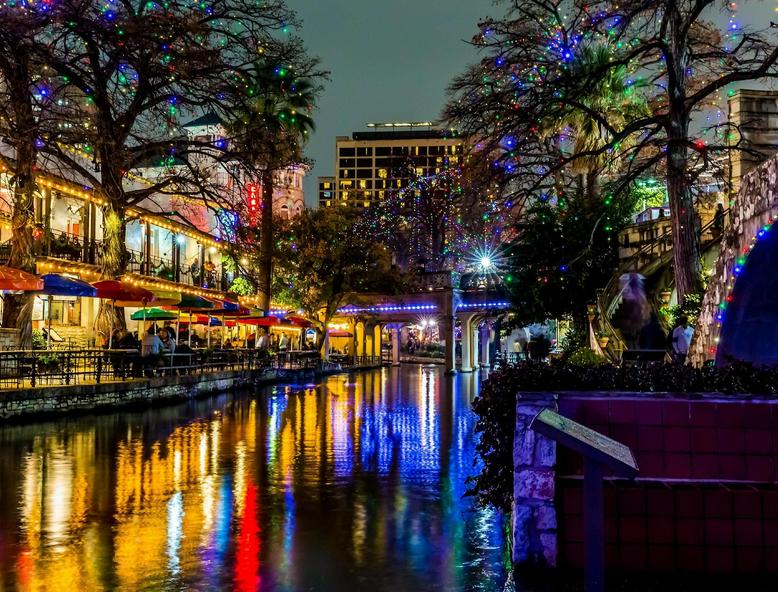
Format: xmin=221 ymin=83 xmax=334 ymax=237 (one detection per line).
xmin=258 ymin=169 xmax=274 ymax=311
xmin=666 ymin=118 xmax=701 ymax=305
xmin=2 ymin=53 xmax=38 ymax=349
xmin=3 ymin=136 xmax=37 ymax=349
xmin=94 ymin=204 xmax=127 ymax=346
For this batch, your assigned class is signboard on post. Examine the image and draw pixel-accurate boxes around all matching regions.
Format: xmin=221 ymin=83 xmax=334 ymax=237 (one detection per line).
xmin=531 ymin=408 xmax=638 ymax=592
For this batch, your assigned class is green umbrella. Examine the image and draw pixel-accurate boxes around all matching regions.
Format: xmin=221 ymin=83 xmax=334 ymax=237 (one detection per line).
xmin=175 ymin=294 xmax=214 ymax=309
xmin=130 ymin=308 xmax=178 ymax=321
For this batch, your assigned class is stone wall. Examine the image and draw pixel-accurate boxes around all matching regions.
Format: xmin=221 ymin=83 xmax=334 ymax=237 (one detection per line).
xmin=0 ymin=367 xmax=291 ymax=419
xmin=0 ymin=328 xmax=20 ymax=350
xmin=513 ymin=393 xmax=558 ymax=567
xmin=691 ymin=152 xmax=778 ymax=366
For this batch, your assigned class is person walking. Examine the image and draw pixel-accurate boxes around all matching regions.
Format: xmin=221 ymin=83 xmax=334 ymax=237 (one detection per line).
xmin=671 ymin=315 xmax=693 ymax=364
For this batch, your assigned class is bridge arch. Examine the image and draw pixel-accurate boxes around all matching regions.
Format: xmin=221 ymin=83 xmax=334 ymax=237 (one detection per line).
xmin=691 ymin=155 xmax=778 ymax=365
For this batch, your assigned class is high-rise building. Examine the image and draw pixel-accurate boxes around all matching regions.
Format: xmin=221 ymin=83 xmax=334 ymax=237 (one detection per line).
xmin=322 ymin=123 xmax=463 ymax=208
xmin=318 ymin=176 xmax=336 ymax=208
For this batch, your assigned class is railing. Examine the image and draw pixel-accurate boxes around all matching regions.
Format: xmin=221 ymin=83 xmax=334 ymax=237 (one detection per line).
xmin=595 ymin=209 xmax=729 ymax=361
xmin=0 ymin=347 xmax=326 ymax=389
xmin=0 ymin=233 xmax=231 ymax=291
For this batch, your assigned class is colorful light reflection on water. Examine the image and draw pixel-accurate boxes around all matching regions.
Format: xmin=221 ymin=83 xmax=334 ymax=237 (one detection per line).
xmin=0 ymin=366 xmax=508 ymax=591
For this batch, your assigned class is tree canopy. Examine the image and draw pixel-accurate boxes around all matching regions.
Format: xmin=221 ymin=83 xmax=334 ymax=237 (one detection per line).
xmin=446 ymin=0 xmax=778 ymax=303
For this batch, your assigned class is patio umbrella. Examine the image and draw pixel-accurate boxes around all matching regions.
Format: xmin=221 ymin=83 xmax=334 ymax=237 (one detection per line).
xmin=92 ymin=280 xmax=154 ymax=306
xmin=39 ymin=274 xmax=97 ymax=348
xmin=130 ymin=308 xmax=178 ymax=321
xmin=0 ymin=266 xmax=42 ymax=292
xmin=175 ymin=293 xmax=214 ymax=309
xmin=287 ymin=314 xmax=313 ymax=328
xmin=148 ymin=289 xmax=182 ymax=306
xmin=328 ymin=330 xmax=353 ymax=338
xmin=92 ymin=280 xmax=154 ymax=347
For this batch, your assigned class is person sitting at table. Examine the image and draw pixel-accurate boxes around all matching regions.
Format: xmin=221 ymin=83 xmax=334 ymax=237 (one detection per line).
xmin=257 ymin=330 xmax=269 ymax=350
xmin=141 ymin=328 xmax=164 ymax=376
xmin=279 ymin=333 xmax=289 ymax=352
xmin=222 ymin=339 xmax=233 ymax=350
xmin=190 ymin=329 xmax=202 ymax=347
xmin=159 ymin=328 xmax=176 ymax=354
xmin=115 ymin=329 xmax=138 ymax=350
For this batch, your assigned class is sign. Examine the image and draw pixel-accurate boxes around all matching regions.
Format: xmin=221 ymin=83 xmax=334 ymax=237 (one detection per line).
xmin=246 ymin=183 xmax=260 ymax=227
xmin=531 ymin=408 xmax=639 ymax=592
xmin=531 ymin=408 xmax=638 ymax=477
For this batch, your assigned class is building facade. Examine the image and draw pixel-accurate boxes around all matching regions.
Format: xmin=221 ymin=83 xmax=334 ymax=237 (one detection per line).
xmin=0 ymin=112 xmax=306 ymax=346
xmin=322 ymin=124 xmax=463 ymax=209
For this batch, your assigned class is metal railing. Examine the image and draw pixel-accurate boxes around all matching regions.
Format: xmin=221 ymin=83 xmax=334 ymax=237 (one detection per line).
xmin=595 ymin=210 xmax=729 ymax=361
xmin=0 ymin=347 xmax=328 ymax=389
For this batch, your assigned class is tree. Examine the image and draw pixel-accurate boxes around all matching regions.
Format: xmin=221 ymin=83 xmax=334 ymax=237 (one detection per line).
xmin=504 ymin=183 xmax=637 ymax=327
xmin=271 ymin=208 xmax=399 ymax=352
xmin=0 ymin=2 xmax=57 ymax=346
xmin=227 ymin=59 xmax=319 ymax=311
xmin=39 ymin=0 xmax=299 ymax=342
xmin=446 ymin=0 xmax=778 ymax=304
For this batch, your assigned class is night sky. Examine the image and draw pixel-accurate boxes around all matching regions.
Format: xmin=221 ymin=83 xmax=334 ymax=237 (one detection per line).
xmin=287 ymin=0 xmax=777 ymax=208
xmin=285 ymin=0 xmax=493 ymax=206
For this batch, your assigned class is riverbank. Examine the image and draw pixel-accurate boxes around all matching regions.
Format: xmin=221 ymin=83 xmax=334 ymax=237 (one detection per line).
xmin=0 ymin=362 xmax=382 ymax=421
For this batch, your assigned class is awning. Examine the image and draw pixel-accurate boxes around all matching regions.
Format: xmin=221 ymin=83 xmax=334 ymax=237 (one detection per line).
xmin=93 ymin=280 xmax=154 ymax=306
xmin=130 ymin=308 xmax=178 ymax=321
xmin=0 ymin=266 xmax=43 ymax=291
xmin=39 ymin=274 xmax=97 ymax=297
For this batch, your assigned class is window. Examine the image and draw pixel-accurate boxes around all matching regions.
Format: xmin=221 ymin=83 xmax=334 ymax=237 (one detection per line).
xmin=357 ymin=158 xmax=372 ymax=168
xmin=339 ymin=158 xmax=355 ymax=168
xmin=339 ymin=147 xmax=355 ymax=156
xmin=340 ymin=169 xmax=354 ymax=179
xmin=356 ymin=169 xmax=372 ymax=179
xmin=339 ymin=180 xmax=353 ymax=188
xmin=376 ymin=147 xmax=391 ymax=156
xmin=378 ymin=168 xmax=388 ymax=179
xmin=356 ymin=147 xmax=372 ymax=156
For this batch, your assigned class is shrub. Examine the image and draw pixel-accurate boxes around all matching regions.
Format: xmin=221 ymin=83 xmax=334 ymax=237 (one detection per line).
xmin=568 ymin=347 xmax=607 ymax=368
xmin=470 ymin=360 xmax=778 ymax=511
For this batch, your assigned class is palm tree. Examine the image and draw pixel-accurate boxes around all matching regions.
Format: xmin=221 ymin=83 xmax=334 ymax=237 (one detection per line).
xmin=543 ymin=45 xmax=650 ymax=202
xmin=229 ymin=62 xmax=316 ymax=311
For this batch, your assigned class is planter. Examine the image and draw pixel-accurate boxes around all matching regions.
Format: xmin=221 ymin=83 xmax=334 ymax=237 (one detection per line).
xmin=659 ymin=290 xmax=672 ymax=305
xmin=597 ymin=336 xmax=610 ymax=349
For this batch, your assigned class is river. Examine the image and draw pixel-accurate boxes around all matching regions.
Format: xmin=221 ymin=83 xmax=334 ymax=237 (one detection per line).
xmin=0 ymin=365 xmax=508 ymax=591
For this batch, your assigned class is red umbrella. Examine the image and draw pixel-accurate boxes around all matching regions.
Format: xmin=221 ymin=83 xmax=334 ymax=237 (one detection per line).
xmin=92 ymin=280 xmax=154 ymax=306
xmin=0 ymin=266 xmax=42 ymax=291
xmin=328 ymin=330 xmax=353 ymax=338
xmin=237 ymin=315 xmax=280 ymax=327
xmin=287 ymin=314 xmax=313 ymax=328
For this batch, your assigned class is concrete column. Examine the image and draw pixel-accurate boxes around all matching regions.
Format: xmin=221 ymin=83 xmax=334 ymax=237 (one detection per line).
xmin=391 ymin=327 xmax=400 ymax=366
xmin=480 ymin=324 xmax=491 ymax=368
xmin=460 ymin=314 xmax=475 ymax=373
xmin=470 ymin=322 xmax=480 ymax=370
xmin=372 ymin=324 xmax=380 ymax=361
xmin=444 ymin=315 xmax=457 ymax=375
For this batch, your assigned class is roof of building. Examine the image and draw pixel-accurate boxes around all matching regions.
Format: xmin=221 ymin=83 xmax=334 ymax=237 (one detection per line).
xmin=183 ymin=112 xmax=224 ymax=128
xmin=349 ymin=129 xmax=459 ymax=142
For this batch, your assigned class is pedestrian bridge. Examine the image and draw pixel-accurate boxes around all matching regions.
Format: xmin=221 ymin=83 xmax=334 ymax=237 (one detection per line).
xmin=330 ymin=277 xmax=511 ymax=373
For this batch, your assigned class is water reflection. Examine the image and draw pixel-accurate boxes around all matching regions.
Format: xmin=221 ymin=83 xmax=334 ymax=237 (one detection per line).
xmin=0 ymin=366 xmax=506 ymax=591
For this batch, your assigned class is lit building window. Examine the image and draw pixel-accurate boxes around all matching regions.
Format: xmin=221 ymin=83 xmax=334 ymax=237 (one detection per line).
xmin=378 ymin=169 xmax=387 ymax=179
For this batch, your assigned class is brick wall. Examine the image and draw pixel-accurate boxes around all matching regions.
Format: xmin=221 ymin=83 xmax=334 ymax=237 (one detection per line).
xmin=555 ymin=394 xmax=778 ymax=573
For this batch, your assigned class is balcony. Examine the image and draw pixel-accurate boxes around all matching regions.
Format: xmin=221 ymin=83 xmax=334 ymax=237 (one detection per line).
xmin=0 ymin=229 xmax=232 ymax=292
